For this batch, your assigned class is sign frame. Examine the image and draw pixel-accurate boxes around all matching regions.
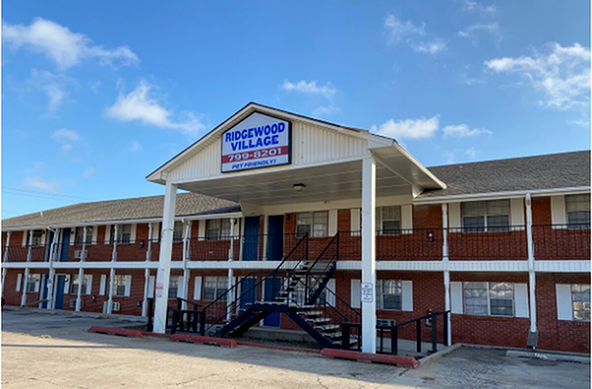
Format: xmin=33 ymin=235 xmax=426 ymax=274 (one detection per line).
xmin=361 ymin=282 xmax=373 ymax=303
xmin=220 ymin=111 xmax=292 ymax=173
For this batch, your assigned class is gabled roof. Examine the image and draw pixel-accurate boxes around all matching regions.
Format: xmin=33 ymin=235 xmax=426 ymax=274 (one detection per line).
xmin=146 ymin=102 xmax=389 ymax=184
xmin=2 ymin=193 xmax=240 ymax=230
xmin=417 ymin=150 xmax=590 ymax=200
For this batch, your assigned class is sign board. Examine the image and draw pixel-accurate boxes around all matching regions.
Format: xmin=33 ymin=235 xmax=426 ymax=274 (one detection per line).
xmin=361 ymin=282 xmax=373 ymax=303
xmin=221 ymin=112 xmax=291 ymax=173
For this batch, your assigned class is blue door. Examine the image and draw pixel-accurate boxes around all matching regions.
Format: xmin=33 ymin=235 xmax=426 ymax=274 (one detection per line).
xmin=266 ymin=215 xmax=284 ymax=261
xmin=60 ymin=229 xmax=71 ymax=262
xmin=263 ymin=277 xmax=282 ymax=327
xmin=243 ymin=217 xmax=259 ymax=261
xmin=54 ymin=275 xmax=65 ymax=309
xmin=240 ymin=277 xmax=258 ymax=311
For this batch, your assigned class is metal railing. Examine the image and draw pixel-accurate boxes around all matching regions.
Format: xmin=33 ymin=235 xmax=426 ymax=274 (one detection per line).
xmin=532 ymin=224 xmax=591 ymax=260
xmin=341 ymin=310 xmax=450 ymax=355
xmin=447 ymin=226 xmax=527 ymax=260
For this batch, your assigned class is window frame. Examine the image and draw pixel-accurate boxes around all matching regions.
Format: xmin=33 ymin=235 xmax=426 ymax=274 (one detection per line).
xmin=206 ymin=219 xmax=231 ymax=241
xmin=377 ymin=206 xmax=401 ymax=236
xmin=295 ymin=211 xmax=328 ymax=238
xmin=463 ymin=281 xmax=515 ymax=317
xmin=461 ymin=200 xmax=511 ymax=232
xmin=571 ymin=283 xmax=590 ymax=322
xmin=70 ymin=274 xmax=92 ymax=295
xmin=376 ymin=279 xmax=403 ymax=311
xmin=112 ymin=275 xmax=128 ymax=297
xmin=168 ymin=276 xmax=180 ymax=298
xmin=31 ymin=230 xmax=44 ymax=246
xmin=26 ymin=274 xmax=41 ymax=293
xmin=173 ymin=221 xmax=184 ymax=242
xmin=203 ymin=276 xmax=228 ymax=301
xmin=74 ymin=226 xmax=93 ymax=245
xmin=565 ymin=194 xmax=591 ymax=229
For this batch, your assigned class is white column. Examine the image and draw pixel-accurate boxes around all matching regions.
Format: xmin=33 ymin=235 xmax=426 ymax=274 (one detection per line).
xmin=153 ymin=181 xmax=178 ymax=333
xmin=76 ymin=228 xmax=88 ymax=312
xmin=142 ymin=268 xmax=150 ymax=317
xmin=182 ymin=220 xmax=192 ymax=309
xmin=3 ymin=231 xmax=11 ymax=262
xmin=442 ymin=203 xmax=452 ymax=345
xmin=361 ymin=155 xmax=377 ymax=353
xmin=21 ymin=268 xmax=30 ymax=307
xmin=227 ymin=218 xmax=236 ymax=322
xmin=1 ymin=268 xmax=7 ymax=297
xmin=112 ymin=225 xmax=119 ymax=261
xmin=107 ymin=267 xmax=115 ymax=314
xmin=525 ymin=193 xmax=537 ymax=333
xmin=146 ymin=223 xmax=153 ymax=261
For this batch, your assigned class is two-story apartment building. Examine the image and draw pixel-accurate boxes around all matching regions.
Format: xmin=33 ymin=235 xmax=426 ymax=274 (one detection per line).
xmin=2 ymin=103 xmax=590 ymax=354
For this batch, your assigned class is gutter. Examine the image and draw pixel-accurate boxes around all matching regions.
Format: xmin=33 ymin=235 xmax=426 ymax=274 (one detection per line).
xmin=413 ymin=186 xmax=591 ymax=204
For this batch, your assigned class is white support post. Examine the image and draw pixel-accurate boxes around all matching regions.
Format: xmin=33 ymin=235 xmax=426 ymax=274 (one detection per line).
xmin=3 ymin=231 xmax=11 ymax=262
xmin=112 ymin=225 xmax=119 ymax=261
xmin=107 ymin=267 xmax=115 ymax=314
xmin=47 ymin=268 xmax=56 ymax=309
xmin=361 ymin=155 xmax=377 ymax=353
xmin=227 ymin=218 xmax=236 ymax=323
xmin=1 ymin=268 xmax=7 ymax=297
xmin=147 ymin=223 xmax=153 ymax=261
xmin=76 ymin=228 xmax=88 ymax=312
xmin=182 ymin=220 xmax=192 ymax=310
xmin=26 ymin=230 xmax=33 ymax=262
xmin=153 ymin=181 xmax=177 ymax=333
xmin=21 ymin=268 xmax=30 ymax=307
xmin=525 ymin=193 xmax=537 ymax=334
xmin=142 ymin=268 xmax=150 ymax=317
xmin=442 ymin=203 xmax=452 ymax=345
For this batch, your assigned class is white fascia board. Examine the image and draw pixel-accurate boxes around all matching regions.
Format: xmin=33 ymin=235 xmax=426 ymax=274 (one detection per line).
xmin=534 ymin=260 xmax=591 ymax=273
xmin=413 ymin=186 xmax=591 ymax=204
xmin=392 ymin=144 xmax=448 ymax=190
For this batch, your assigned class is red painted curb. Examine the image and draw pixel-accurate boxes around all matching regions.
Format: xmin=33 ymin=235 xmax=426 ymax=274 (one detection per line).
xmin=140 ymin=331 xmax=171 ymax=338
xmin=170 ymin=334 xmax=237 ymax=348
xmin=320 ymin=348 xmax=418 ymax=367
xmin=89 ymin=326 xmax=143 ymax=338
xmin=235 ymin=341 xmax=320 ymax=354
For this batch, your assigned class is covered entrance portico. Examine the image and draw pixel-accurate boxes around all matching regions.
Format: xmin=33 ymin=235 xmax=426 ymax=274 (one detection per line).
xmin=147 ymin=103 xmax=445 ymax=353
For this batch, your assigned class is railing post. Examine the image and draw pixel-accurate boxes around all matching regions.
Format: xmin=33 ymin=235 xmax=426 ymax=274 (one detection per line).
xmin=431 ymin=315 xmax=438 ymax=353
xmin=416 ymin=320 xmax=422 ymax=353
xmin=147 ymin=298 xmax=154 ymax=332
xmin=200 ymin=311 xmax=206 ymax=336
xmin=171 ymin=309 xmax=177 ymax=335
xmin=443 ymin=311 xmax=449 ymax=346
xmin=342 ymin=323 xmax=350 ymax=350
xmin=391 ymin=326 xmax=398 ymax=355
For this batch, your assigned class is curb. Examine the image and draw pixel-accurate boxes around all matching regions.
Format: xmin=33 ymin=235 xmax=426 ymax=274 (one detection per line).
xmin=235 ymin=340 xmax=320 ymax=354
xmin=89 ymin=326 xmax=143 ymax=338
xmin=320 ymin=348 xmax=419 ymax=367
xmin=170 ymin=334 xmax=237 ymax=348
xmin=507 ymin=350 xmax=591 ymax=364
xmin=418 ymin=343 xmax=463 ymax=366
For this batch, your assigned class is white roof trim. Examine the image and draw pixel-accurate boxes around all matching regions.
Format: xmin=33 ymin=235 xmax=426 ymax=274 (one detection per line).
xmin=413 ymin=186 xmax=591 ymax=204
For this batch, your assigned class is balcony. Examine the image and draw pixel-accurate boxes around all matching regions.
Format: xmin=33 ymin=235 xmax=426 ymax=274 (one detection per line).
xmin=533 ymin=224 xmax=591 ymax=260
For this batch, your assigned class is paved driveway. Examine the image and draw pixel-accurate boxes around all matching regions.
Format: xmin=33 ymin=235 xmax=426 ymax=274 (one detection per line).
xmin=1 ymin=309 xmax=590 ymax=389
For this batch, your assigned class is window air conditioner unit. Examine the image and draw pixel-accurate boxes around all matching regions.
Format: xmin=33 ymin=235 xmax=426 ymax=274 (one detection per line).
xmin=74 ymin=250 xmax=88 ymax=259
xmin=377 ymin=319 xmax=396 ymax=327
xmin=112 ymin=302 xmax=121 ymax=312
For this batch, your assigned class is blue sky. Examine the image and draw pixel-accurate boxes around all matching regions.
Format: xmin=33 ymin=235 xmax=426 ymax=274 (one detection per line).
xmin=2 ymin=1 xmax=590 ymax=219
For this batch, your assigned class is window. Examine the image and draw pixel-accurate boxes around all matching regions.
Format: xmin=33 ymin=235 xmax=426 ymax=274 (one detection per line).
xmin=111 ymin=224 xmax=132 ymax=244
xmin=112 ymin=275 xmax=129 ymax=297
xmin=296 ymin=211 xmax=328 ymax=237
xmin=31 ymin=230 xmax=44 ymax=246
xmin=206 ymin=219 xmax=231 ymax=241
xmin=75 ymin=226 xmax=93 ymax=245
xmin=377 ymin=280 xmax=402 ymax=310
xmin=571 ymin=284 xmax=590 ymax=321
xmin=566 ymin=194 xmax=590 ymax=228
xmin=463 ymin=282 xmax=514 ymax=316
xmin=173 ymin=221 xmax=184 ymax=242
xmin=462 ymin=200 xmax=510 ymax=232
xmin=26 ymin=274 xmax=41 ymax=293
xmin=377 ymin=206 xmax=401 ymax=235
xmin=70 ymin=274 xmax=92 ymax=294
xmin=203 ymin=276 xmax=228 ymax=301
xmin=169 ymin=276 xmax=180 ymax=298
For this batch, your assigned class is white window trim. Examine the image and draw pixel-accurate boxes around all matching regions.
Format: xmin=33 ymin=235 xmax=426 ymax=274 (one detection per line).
xmin=462 ymin=281 xmax=516 ymax=317
xmin=461 ymin=200 xmax=511 ymax=232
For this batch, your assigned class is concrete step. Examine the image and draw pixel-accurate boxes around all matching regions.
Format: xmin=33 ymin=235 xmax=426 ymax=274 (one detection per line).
xmin=305 ymin=317 xmax=331 ymax=324
xmin=314 ymin=324 xmax=340 ymax=332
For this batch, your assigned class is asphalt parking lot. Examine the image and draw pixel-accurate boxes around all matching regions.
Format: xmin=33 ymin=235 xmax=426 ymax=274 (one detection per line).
xmin=1 ymin=309 xmax=590 ymax=389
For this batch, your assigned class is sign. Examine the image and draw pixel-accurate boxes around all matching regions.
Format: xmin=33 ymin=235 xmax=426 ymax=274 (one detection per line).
xmin=221 ymin=112 xmax=291 ymax=173
xmin=361 ymin=282 xmax=373 ymax=303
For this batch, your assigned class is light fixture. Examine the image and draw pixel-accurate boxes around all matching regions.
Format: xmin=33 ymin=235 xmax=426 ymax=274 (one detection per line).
xmin=293 ymin=183 xmax=306 ymax=192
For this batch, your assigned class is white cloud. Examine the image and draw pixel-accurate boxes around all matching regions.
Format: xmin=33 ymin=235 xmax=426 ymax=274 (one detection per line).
xmin=457 ymin=0 xmax=496 ymax=16
xmin=313 ymin=105 xmax=342 ymax=117
xmin=106 ymin=80 xmax=205 ymax=137
xmin=23 ymin=177 xmax=61 ymax=193
xmin=485 ymin=42 xmax=591 ymax=110
xmin=130 ymin=141 xmax=143 ymax=152
xmin=3 ymin=18 xmax=138 ymax=70
xmin=383 ymin=15 xmax=446 ymax=55
xmin=567 ymin=119 xmax=591 ymax=127
xmin=459 ymin=23 xmax=502 ymax=43
xmin=465 ymin=147 xmax=478 ymax=159
xmin=371 ymin=116 xmax=439 ymax=140
xmin=384 ymin=14 xmax=425 ymax=44
xmin=443 ymin=124 xmax=492 ymax=137
xmin=51 ymin=128 xmax=80 ymax=150
xmin=83 ymin=167 xmax=96 ymax=178
xmin=410 ymin=40 xmax=448 ymax=54
xmin=281 ymin=80 xmax=336 ymax=98
xmin=28 ymin=69 xmax=75 ymax=112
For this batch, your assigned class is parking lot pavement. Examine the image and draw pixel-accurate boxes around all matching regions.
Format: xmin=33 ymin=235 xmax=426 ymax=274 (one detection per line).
xmin=2 ymin=309 xmax=590 ymax=389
